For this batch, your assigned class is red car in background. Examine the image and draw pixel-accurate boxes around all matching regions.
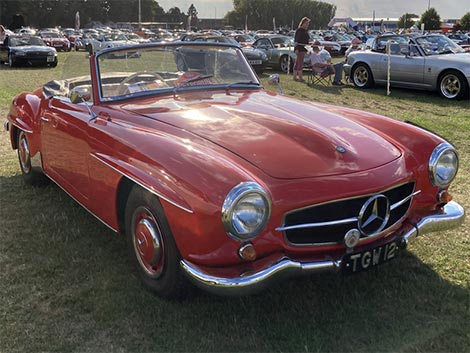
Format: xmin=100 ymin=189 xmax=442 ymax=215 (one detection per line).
xmin=40 ymin=31 xmax=71 ymax=51
xmin=4 ymin=42 xmax=465 ymax=298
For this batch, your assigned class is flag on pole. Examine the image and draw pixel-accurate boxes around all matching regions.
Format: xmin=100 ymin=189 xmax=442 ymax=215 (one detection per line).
xmin=75 ymin=11 xmax=80 ymax=30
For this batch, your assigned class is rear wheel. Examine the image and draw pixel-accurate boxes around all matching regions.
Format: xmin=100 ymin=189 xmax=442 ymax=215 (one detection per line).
xmin=17 ymin=130 xmax=48 ymax=186
xmin=351 ymin=63 xmax=374 ymax=88
xmin=125 ymin=185 xmax=191 ymax=299
xmin=438 ymin=70 xmax=468 ymax=100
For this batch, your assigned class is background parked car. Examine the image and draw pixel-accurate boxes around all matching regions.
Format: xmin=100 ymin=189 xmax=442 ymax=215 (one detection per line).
xmin=39 ymin=31 xmax=71 ymax=51
xmin=344 ymin=34 xmax=470 ymax=100
xmin=252 ymin=35 xmax=309 ymax=73
xmin=180 ymin=34 xmax=268 ymax=74
xmin=0 ymin=35 xmax=58 ymax=67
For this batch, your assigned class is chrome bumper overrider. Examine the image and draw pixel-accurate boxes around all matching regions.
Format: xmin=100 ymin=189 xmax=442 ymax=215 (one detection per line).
xmin=181 ymin=201 xmax=465 ymax=295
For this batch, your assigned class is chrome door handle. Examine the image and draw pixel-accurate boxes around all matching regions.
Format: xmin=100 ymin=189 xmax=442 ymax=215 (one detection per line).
xmin=40 ymin=117 xmax=50 ymax=122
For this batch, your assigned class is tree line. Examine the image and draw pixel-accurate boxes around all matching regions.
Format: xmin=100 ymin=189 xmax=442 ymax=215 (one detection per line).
xmin=1 ymin=0 xmax=335 ymax=30
xmin=1 ymin=0 xmax=469 ymax=31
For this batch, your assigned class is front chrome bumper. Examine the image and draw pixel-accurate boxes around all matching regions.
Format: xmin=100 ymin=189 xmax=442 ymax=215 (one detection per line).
xmin=181 ymin=201 xmax=465 ymax=296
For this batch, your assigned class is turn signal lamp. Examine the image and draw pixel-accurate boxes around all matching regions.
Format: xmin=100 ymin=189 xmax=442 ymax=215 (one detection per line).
xmin=238 ymin=243 xmax=257 ymax=261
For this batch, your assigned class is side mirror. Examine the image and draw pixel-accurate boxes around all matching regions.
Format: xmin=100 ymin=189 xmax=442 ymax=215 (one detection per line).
xmin=268 ymin=74 xmax=283 ymax=94
xmin=70 ymin=87 xmax=91 ymax=104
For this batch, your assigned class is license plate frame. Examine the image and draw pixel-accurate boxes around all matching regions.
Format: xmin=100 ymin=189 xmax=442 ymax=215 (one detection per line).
xmin=342 ymin=240 xmax=399 ymax=274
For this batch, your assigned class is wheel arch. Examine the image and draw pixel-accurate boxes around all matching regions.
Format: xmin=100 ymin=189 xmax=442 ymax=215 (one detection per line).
xmin=436 ymin=68 xmax=469 ymax=97
xmin=351 ymin=61 xmax=375 ymax=88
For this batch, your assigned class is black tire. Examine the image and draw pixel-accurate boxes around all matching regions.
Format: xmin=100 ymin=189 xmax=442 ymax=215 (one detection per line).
xmin=17 ymin=130 xmax=48 ymax=186
xmin=438 ymin=70 xmax=469 ymax=100
xmin=279 ymin=55 xmax=293 ymax=73
xmin=8 ymin=54 xmax=15 ymax=67
xmin=49 ymin=59 xmax=58 ymax=68
xmin=124 ymin=185 xmax=191 ymax=299
xmin=351 ymin=63 xmax=374 ymax=88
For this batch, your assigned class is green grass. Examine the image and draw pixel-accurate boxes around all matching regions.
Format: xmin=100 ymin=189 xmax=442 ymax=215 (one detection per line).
xmin=0 ymin=51 xmax=469 ymax=353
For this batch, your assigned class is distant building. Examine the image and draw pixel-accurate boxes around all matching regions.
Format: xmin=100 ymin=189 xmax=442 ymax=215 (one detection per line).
xmin=329 ymin=16 xmax=460 ymax=32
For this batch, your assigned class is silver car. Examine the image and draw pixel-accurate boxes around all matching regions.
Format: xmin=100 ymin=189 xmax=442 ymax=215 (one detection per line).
xmin=252 ymin=35 xmax=310 ymax=73
xmin=344 ymin=34 xmax=470 ymax=100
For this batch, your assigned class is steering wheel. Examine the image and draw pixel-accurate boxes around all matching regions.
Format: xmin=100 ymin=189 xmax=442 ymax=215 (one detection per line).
xmin=117 ymin=71 xmax=165 ymax=95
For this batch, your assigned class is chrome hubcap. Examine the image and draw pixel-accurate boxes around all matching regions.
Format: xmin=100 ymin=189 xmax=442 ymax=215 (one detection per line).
xmin=132 ymin=207 xmax=164 ymax=278
xmin=354 ymin=68 xmax=368 ymax=86
xmin=441 ymin=75 xmax=460 ymax=99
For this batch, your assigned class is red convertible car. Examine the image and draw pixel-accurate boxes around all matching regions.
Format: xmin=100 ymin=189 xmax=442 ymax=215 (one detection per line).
xmin=5 ymin=42 xmax=465 ymax=298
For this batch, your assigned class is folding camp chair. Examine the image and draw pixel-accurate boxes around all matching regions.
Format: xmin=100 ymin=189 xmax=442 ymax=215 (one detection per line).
xmin=307 ymin=66 xmax=331 ymax=86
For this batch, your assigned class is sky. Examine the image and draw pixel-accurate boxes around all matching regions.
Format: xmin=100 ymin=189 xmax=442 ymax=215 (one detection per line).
xmin=156 ymin=0 xmax=469 ymax=20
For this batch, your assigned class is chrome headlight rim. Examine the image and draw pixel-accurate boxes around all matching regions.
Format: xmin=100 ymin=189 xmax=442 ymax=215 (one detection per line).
xmin=222 ymin=181 xmax=271 ymax=241
xmin=429 ymin=142 xmax=459 ymax=188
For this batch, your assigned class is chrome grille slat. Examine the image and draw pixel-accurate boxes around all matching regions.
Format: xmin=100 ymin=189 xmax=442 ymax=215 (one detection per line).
xmin=279 ymin=182 xmax=416 ymax=246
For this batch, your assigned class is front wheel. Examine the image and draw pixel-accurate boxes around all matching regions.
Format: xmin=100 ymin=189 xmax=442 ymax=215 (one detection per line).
xmin=125 ymin=185 xmax=191 ymax=299
xmin=351 ymin=63 xmax=374 ymax=88
xmin=17 ymin=130 xmax=48 ymax=186
xmin=439 ymin=70 xmax=469 ymax=100
xmin=8 ymin=54 xmax=15 ymax=67
xmin=279 ymin=55 xmax=293 ymax=73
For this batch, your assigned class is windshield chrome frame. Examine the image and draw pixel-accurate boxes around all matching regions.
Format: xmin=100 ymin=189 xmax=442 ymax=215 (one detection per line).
xmin=93 ymin=41 xmax=262 ymax=104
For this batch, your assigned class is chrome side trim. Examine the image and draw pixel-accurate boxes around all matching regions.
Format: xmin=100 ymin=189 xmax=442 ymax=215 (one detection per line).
xmin=90 ymin=153 xmax=193 ymax=214
xmin=10 ymin=120 xmax=33 ymax=134
xmin=181 ymin=201 xmax=464 ymax=296
xmin=43 ymin=172 xmax=119 ymax=233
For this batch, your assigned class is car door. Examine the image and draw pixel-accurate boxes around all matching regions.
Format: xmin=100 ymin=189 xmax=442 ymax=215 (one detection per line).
xmin=0 ymin=37 xmax=9 ymax=62
xmin=40 ymin=97 xmax=92 ymax=202
xmin=254 ymin=38 xmax=275 ymax=65
xmin=372 ymin=37 xmax=424 ymax=86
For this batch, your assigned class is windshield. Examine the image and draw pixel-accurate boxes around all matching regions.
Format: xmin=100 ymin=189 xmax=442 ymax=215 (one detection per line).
xmin=270 ymin=36 xmax=293 ymax=47
xmin=10 ymin=36 xmax=46 ymax=46
xmin=96 ymin=43 xmax=260 ymax=101
xmin=42 ymin=32 xmax=61 ymax=38
xmin=415 ymin=35 xmax=465 ymax=55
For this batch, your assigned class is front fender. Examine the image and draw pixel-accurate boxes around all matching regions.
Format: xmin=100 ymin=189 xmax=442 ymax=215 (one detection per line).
xmin=7 ymin=90 xmax=43 ymax=153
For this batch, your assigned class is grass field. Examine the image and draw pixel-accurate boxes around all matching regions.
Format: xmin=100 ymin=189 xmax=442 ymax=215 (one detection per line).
xmin=0 ymin=51 xmax=469 ymax=353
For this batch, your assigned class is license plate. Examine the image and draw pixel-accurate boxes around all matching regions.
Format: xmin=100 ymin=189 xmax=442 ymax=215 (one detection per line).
xmin=248 ymin=60 xmax=262 ymax=65
xmin=342 ymin=240 xmax=399 ymax=274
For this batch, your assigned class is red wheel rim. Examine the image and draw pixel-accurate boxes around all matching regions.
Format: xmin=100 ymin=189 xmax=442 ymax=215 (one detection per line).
xmin=132 ymin=207 xmax=164 ymax=278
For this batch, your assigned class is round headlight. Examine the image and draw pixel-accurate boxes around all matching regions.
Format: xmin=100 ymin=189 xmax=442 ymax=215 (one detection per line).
xmin=429 ymin=142 xmax=459 ymax=187
xmin=222 ymin=182 xmax=271 ymax=240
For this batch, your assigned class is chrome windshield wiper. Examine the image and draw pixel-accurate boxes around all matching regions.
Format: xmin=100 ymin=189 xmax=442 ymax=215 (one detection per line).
xmin=178 ymin=74 xmax=214 ymax=87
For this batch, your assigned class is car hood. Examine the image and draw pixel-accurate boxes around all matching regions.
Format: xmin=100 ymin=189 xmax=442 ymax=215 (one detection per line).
xmin=120 ymin=91 xmax=401 ymax=179
xmin=11 ymin=45 xmax=53 ymax=52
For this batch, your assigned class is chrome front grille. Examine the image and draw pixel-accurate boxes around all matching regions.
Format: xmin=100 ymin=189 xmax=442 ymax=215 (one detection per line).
xmin=278 ymin=182 xmax=416 ymax=246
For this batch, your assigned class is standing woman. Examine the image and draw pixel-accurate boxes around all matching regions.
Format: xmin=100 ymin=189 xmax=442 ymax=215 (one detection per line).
xmin=293 ymin=17 xmax=310 ymax=82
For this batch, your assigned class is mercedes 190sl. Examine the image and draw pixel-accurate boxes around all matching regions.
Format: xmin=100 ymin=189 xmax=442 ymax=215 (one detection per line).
xmin=5 ymin=42 xmax=465 ymax=298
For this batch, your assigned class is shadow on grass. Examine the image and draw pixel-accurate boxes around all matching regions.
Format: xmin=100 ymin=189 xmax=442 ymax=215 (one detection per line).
xmin=1 ymin=175 xmax=468 ymax=352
